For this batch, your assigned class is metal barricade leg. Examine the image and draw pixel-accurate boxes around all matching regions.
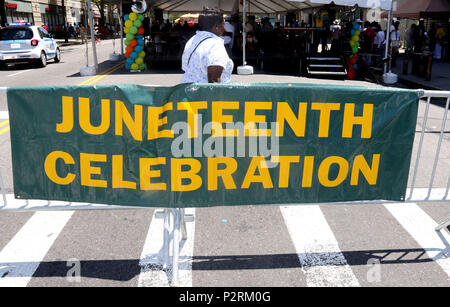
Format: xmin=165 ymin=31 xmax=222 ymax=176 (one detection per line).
xmin=170 ymin=208 xmax=181 ymax=286
xmin=181 ymin=208 xmax=188 ymax=241
xmin=0 ymin=169 xmax=7 ymax=208
xmin=162 ymin=209 xmax=171 ymax=270
xmin=156 ymin=207 xmax=192 ymax=286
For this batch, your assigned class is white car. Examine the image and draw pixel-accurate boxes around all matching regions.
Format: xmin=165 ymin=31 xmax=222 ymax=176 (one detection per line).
xmin=0 ymin=23 xmax=61 ymax=68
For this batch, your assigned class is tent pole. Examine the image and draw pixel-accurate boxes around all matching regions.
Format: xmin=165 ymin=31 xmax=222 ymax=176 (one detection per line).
xmin=382 ymin=0 xmax=398 ymax=84
xmin=384 ymin=0 xmax=393 ymax=74
xmin=119 ymin=0 xmax=124 ymax=56
xmin=242 ymin=0 xmax=246 ymax=66
xmin=87 ymin=0 xmax=98 ymax=72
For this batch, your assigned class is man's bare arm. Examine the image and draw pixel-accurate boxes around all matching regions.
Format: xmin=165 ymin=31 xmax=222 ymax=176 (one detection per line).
xmin=208 ymin=65 xmax=224 ymax=83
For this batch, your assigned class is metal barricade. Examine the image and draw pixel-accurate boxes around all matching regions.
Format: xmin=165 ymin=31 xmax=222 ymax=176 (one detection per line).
xmin=0 ymin=87 xmax=449 ymax=285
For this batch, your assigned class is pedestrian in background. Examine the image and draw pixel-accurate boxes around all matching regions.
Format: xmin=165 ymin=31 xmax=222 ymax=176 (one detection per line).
xmin=434 ymin=23 xmax=446 ymax=59
xmin=390 ymin=20 xmax=400 ymax=67
xmin=80 ymin=25 xmax=87 ymax=44
xmin=406 ymin=24 xmax=416 ymax=53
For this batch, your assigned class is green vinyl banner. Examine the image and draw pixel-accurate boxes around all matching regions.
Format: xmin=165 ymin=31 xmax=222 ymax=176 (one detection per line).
xmin=7 ymin=83 xmax=421 ymax=208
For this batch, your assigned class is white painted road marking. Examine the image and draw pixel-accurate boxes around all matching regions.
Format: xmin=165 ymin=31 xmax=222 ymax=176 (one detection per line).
xmin=384 ymin=203 xmax=450 ymax=278
xmin=0 ymin=211 xmax=73 ymax=287
xmin=280 ymin=205 xmax=360 ymax=287
xmin=0 ymin=111 xmax=8 ymax=120
xmin=138 ymin=209 xmax=195 ymax=287
xmin=7 ymin=70 xmax=31 ymax=77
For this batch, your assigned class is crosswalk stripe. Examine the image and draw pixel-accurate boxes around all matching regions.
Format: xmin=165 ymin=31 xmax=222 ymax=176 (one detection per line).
xmin=280 ymin=205 xmax=360 ymax=287
xmin=0 ymin=211 xmax=73 ymax=287
xmin=138 ymin=209 xmax=195 ymax=287
xmin=384 ymin=203 xmax=450 ymax=277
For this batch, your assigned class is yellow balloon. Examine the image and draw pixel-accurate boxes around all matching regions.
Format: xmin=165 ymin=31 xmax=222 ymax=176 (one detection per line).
xmin=125 ymin=20 xmax=133 ymax=28
xmin=124 ymin=27 xmax=129 ymax=34
xmin=355 ymin=30 xmax=360 ymax=36
xmin=131 ymin=63 xmax=139 ymax=70
xmin=138 ymin=51 xmax=146 ymax=58
xmin=135 ymin=57 xmax=144 ymax=65
xmin=129 ymin=13 xmax=137 ymax=21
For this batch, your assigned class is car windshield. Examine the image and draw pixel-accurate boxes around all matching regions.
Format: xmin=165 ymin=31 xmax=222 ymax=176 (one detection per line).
xmin=0 ymin=28 xmax=33 ymax=40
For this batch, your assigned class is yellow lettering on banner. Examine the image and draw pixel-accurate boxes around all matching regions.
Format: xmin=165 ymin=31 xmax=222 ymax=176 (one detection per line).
xmin=80 ymin=153 xmax=107 ymax=188
xmin=310 ymin=103 xmax=340 ymax=137
xmin=79 ymin=98 xmax=111 ymax=135
xmin=271 ymin=156 xmax=300 ymax=188
xmin=302 ymin=156 xmax=315 ymax=188
xmin=115 ymin=100 xmax=143 ymax=141
xmin=318 ymin=156 xmax=349 ymax=187
xmin=276 ymin=102 xmax=307 ymax=137
xmin=342 ymin=103 xmax=373 ymax=138
xmin=112 ymin=155 xmax=136 ymax=189
xmin=171 ymin=158 xmax=202 ymax=191
xmin=140 ymin=157 xmax=167 ymax=190
xmin=44 ymin=151 xmax=76 ymax=185
xmin=351 ymin=154 xmax=380 ymax=185
xmin=56 ymin=96 xmax=74 ymax=133
xmin=148 ymin=102 xmax=174 ymax=140
xmin=241 ymin=156 xmax=273 ymax=189
xmin=207 ymin=157 xmax=238 ymax=190
xmin=212 ymin=101 xmax=240 ymax=137
xmin=244 ymin=102 xmax=272 ymax=136
xmin=178 ymin=101 xmax=208 ymax=138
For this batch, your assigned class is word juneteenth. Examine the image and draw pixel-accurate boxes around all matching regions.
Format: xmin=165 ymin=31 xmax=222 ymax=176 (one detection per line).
xmin=43 ymin=96 xmax=380 ymax=191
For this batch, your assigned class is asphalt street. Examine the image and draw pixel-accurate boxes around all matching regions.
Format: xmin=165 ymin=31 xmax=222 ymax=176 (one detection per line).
xmin=0 ymin=39 xmax=449 ymax=287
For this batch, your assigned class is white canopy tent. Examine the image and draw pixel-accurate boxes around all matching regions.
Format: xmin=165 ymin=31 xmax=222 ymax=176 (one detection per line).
xmin=146 ymin=0 xmax=392 ymax=14
xmin=145 ymin=0 xmax=393 ymax=74
xmin=82 ymin=0 xmax=394 ymax=76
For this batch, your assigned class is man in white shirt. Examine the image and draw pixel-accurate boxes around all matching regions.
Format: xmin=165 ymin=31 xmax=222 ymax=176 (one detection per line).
xmin=181 ymin=7 xmax=234 ymax=83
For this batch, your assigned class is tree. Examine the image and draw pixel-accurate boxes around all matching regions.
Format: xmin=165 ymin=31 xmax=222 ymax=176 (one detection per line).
xmin=93 ymin=0 xmax=107 ymax=26
xmin=62 ymin=0 xmax=68 ymax=42
xmin=1 ymin=0 xmax=7 ymax=27
xmin=81 ymin=0 xmax=107 ymax=26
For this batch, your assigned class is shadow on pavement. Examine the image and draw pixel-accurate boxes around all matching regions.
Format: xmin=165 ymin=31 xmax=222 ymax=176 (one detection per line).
xmin=1 ymin=247 xmax=446 ymax=281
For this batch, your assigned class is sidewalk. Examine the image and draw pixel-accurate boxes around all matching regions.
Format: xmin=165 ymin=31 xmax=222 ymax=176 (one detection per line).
xmin=392 ymin=54 xmax=450 ymax=91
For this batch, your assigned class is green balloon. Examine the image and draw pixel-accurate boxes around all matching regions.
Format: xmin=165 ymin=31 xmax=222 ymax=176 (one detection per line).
xmin=134 ymin=20 xmax=142 ymax=28
xmin=130 ymin=26 xmax=138 ymax=34
xmin=139 ymin=63 xmax=146 ymax=70
xmin=126 ymin=33 xmax=135 ymax=40
xmin=354 ymin=42 xmax=360 ymax=48
xmin=352 ymin=46 xmax=358 ymax=54
xmin=124 ymin=39 xmax=130 ymax=46
xmin=138 ymin=14 xmax=145 ymax=21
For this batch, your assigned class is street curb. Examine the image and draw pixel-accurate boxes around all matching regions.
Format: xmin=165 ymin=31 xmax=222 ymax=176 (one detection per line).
xmin=56 ymin=40 xmax=90 ymax=47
